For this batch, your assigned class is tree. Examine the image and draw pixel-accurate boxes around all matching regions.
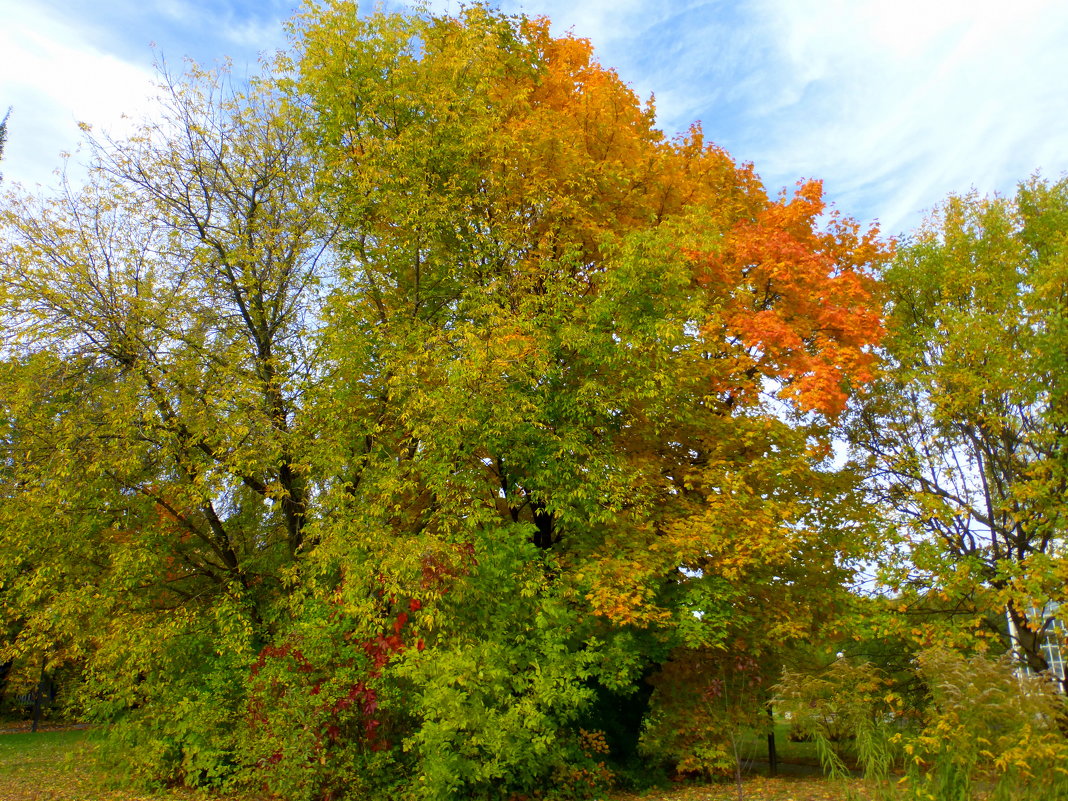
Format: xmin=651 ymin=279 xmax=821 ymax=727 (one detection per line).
xmin=0 ymin=4 xmax=886 ymax=796
xmin=0 ymin=59 xmax=332 ymax=784
xmin=288 ymin=3 xmax=885 ymax=794
xmin=848 ymin=176 xmax=1068 ymax=693
xmin=0 ymin=107 xmax=10 ymax=182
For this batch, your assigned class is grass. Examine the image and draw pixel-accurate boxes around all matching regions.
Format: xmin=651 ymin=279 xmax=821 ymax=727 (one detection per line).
xmin=0 ymin=727 xmax=873 ymax=801
xmin=613 ymin=775 xmax=874 ymax=801
xmin=735 ymin=723 xmax=858 ymax=771
xmin=0 ymin=727 xmax=244 ymax=801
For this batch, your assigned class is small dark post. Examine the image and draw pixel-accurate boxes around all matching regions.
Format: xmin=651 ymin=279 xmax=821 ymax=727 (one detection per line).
xmin=766 ymin=703 xmax=778 ymax=776
xmin=30 ymin=657 xmax=47 ymax=733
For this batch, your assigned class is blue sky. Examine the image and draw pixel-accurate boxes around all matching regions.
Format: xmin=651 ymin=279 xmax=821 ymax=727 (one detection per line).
xmin=3 ymin=0 xmax=1068 ymax=237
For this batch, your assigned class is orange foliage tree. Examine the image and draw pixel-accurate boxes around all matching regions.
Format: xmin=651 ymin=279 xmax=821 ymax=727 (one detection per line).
xmin=291 ymin=2 xmax=888 ymax=794
xmin=0 ymin=2 xmax=887 ymax=797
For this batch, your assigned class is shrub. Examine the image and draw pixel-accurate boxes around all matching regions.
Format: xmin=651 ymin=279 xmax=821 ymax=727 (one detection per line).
xmin=907 ymin=647 xmax=1068 ymax=801
xmin=641 ymin=647 xmax=772 ymax=780
xmin=776 ymin=648 xmax=1068 ymax=800
xmin=775 ymin=656 xmax=899 ymax=782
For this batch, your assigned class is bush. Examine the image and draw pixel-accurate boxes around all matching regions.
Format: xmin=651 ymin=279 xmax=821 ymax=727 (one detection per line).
xmin=641 ymin=648 xmax=772 ymax=780
xmin=775 ymin=657 xmax=899 ymax=781
xmin=775 ymin=647 xmax=1068 ymax=800
xmin=79 ymin=606 xmax=252 ymax=791
xmin=907 ymin=647 xmax=1068 ymax=801
xmin=237 ymin=594 xmax=414 ymax=801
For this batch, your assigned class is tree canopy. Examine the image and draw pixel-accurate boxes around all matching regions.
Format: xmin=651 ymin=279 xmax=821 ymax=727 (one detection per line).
xmin=848 ymin=176 xmax=1068 ymax=694
xmin=0 ymin=3 xmax=891 ymax=797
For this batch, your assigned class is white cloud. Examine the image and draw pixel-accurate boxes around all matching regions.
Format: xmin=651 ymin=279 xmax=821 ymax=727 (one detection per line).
xmin=4 ymin=0 xmax=1067 ymax=237
xmin=0 ymin=4 xmax=157 ymax=190
xmin=479 ymin=0 xmax=1068 ymax=232
xmin=741 ymin=0 xmax=1068 ymax=231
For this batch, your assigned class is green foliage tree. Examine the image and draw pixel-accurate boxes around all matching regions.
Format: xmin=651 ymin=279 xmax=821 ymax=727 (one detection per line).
xmin=285 ymin=4 xmax=884 ymax=795
xmin=848 ymin=176 xmax=1068 ymax=693
xmin=0 ymin=3 xmax=886 ymax=796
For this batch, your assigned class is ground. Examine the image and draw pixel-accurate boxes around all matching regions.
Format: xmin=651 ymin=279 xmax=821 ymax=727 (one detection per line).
xmin=0 ymin=728 xmax=225 ymax=801
xmin=0 ymin=726 xmax=871 ymax=801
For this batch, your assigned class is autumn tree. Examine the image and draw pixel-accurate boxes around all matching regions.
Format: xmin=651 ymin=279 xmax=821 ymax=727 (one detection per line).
xmin=0 ymin=59 xmax=333 ymax=783
xmin=848 ymin=177 xmax=1068 ymax=694
xmin=0 ymin=3 xmax=886 ymax=796
xmin=285 ymin=2 xmax=885 ymax=794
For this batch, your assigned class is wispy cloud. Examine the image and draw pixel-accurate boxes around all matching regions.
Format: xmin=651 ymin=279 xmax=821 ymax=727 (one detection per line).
xmin=0 ymin=4 xmax=157 ymax=189
xmin=3 ymin=0 xmax=1067 ymax=235
xmin=725 ymin=0 xmax=1068 ymax=232
xmin=482 ymin=0 xmax=1068 ymax=232
xmin=0 ymin=0 xmax=293 ymax=189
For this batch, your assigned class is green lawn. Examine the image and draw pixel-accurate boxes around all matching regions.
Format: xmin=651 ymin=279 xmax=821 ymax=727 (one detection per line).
xmin=732 ymin=723 xmax=857 ymax=773
xmin=0 ymin=727 xmax=243 ymax=801
xmin=0 ymin=727 xmax=870 ymax=801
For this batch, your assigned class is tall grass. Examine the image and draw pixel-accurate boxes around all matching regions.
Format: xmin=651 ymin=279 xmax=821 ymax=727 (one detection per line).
xmin=775 ymin=648 xmax=1068 ymax=800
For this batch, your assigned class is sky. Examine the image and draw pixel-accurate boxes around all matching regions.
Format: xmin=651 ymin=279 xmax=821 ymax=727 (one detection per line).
xmin=2 ymin=0 xmax=1068 ymax=237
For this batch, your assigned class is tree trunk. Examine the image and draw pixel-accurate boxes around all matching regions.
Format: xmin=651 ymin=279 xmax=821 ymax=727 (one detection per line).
xmin=30 ymin=657 xmax=47 ymax=733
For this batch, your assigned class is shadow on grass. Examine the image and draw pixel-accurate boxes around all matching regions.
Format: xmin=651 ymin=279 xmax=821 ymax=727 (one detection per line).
xmin=0 ymin=727 xmax=873 ymax=801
